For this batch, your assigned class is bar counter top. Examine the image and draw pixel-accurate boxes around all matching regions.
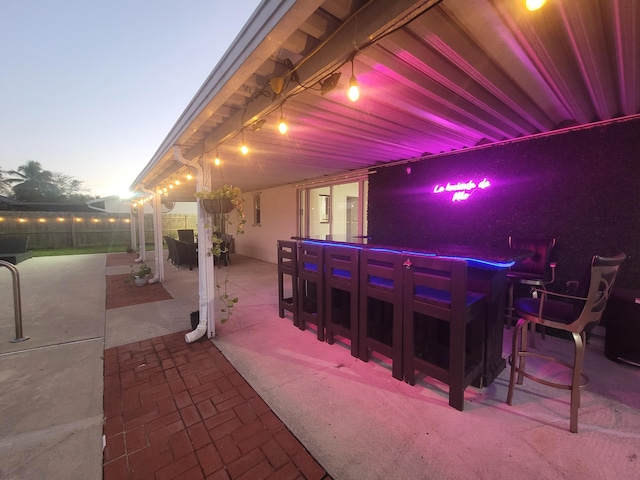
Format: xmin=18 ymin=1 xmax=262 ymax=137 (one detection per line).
xmin=292 ymin=236 xmax=525 ymax=269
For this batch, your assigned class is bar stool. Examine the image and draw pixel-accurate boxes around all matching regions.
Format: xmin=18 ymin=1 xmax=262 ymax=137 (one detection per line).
xmin=277 ymin=240 xmax=298 ymax=326
xmin=358 ymin=248 xmax=404 ymax=380
xmin=402 ymin=254 xmax=485 ymax=411
xmin=507 ymin=253 xmax=625 ymax=432
xmin=324 ymin=245 xmax=360 ymax=357
xmin=506 ymin=237 xmax=556 ymax=346
xmin=297 ymin=241 xmax=325 ymax=341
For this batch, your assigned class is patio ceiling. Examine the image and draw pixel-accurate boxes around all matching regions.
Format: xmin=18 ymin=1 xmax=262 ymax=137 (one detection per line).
xmin=131 ymin=0 xmax=639 ymax=202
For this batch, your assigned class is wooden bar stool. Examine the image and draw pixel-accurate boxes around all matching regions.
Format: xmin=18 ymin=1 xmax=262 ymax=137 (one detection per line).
xmin=277 ymin=240 xmax=298 ymax=326
xmin=324 ymin=245 xmax=360 ymax=357
xmin=297 ymin=241 xmax=325 ymax=341
xmin=358 ymin=248 xmax=404 ymax=380
xmin=402 ymin=254 xmax=486 ymax=411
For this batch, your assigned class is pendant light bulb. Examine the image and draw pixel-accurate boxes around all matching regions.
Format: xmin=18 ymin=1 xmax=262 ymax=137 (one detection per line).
xmin=186 ymin=173 xmax=192 ymax=181
xmin=240 ymin=130 xmax=249 ymax=155
xmin=278 ymin=106 xmax=288 ymax=134
xmin=525 ymin=0 xmax=546 ymax=11
xmin=214 ymin=149 xmax=221 ymax=166
xmin=347 ymin=58 xmax=359 ymax=102
xmin=348 ymin=76 xmax=360 ymax=102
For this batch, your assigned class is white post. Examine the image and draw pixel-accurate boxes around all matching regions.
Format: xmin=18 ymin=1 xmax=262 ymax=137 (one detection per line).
xmin=136 ymin=203 xmax=146 ymax=263
xmin=148 ymin=191 xmax=164 ymax=283
xmin=175 ymin=147 xmax=216 ymax=341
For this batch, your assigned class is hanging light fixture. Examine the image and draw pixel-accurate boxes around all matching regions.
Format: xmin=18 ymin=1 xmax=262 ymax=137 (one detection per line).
xmin=214 ymin=148 xmax=221 ymax=166
xmin=320 ymin=72 xmax=341 ymax=95
xmin=278 ymin=105 xmax=288 ymax=134
xmin=347 ymin=57 xmax=360 ymax=102
xmin=240 ymin=129 xmax=249 ymax=155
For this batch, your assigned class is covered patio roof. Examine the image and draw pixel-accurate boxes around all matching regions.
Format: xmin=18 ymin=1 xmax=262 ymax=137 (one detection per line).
xmin=130 ymin=0 xmax=639 ymax=201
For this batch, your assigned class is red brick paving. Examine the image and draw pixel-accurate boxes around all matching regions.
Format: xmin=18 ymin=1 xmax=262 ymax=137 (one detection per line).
xmin=106 ymin=274 xmax=173 ymax=309
xmin=103 ymin=332 xmax=330 ymax=480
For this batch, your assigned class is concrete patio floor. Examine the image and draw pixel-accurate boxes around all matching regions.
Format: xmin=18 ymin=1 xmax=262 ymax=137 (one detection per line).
xmin=1 ymin=252 xmax=640 ymax=479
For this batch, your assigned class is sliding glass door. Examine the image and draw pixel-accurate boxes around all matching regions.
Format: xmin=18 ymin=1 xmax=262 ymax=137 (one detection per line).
xmin=298 ymin=179 xmax=368 ymax=241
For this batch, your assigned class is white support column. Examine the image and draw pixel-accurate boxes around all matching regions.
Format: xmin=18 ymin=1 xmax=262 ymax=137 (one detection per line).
xmin=175 ymin=147 xmax=216 ymax=342
xmin=148 ymin=192 xmax=164 ymax=284
xmin=136 ymin=203 xmax=146 ymax=263
xmin=199 ymin=161 xmax=215 ymax=340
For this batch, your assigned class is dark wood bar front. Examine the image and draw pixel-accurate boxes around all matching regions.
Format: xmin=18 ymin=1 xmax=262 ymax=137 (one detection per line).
xmin=287 ymin=237 xmax=519 ymax=389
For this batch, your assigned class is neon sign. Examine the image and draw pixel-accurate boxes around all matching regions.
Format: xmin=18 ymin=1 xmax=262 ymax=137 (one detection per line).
xmin=433 ymin=178 xmax=491 ymax=202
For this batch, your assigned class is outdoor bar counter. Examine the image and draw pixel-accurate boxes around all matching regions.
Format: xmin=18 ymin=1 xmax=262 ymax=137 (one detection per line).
xmin=290 ymin=236 xmax=520 ymax=387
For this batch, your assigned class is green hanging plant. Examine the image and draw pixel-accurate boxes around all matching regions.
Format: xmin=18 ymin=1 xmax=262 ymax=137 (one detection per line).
xmin=194 ymin=185 xmax=246 ymax=322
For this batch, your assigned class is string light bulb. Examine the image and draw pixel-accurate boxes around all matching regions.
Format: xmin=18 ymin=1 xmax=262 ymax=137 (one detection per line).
xmin=240 ymin=130 xmax=249 ymax=155
xmin=214 ymin=149 xmax=221 ymax=166
xmin=525 ymin=0 xmax=546 ymax=11
xmin=186 ymin=172 xmax=192 ymax=181
xmin=347 ymin=57 xmax=360 ymax=102
xmin=278 ymin=105 xmax=288 ymax=134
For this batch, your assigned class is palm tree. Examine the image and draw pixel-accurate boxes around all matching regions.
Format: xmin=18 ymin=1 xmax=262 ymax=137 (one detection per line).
xmin=0 ymin=167 xmax=12 ymax=196
xmin=7 ymin=160 xmax=60 ymax=202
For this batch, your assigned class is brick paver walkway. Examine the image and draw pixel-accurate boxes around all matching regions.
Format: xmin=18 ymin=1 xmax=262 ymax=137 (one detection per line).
xmin=102 ymin=333 xmax=330 ymax=480
xmin=106 ymin=274 xmax=173 ymax=309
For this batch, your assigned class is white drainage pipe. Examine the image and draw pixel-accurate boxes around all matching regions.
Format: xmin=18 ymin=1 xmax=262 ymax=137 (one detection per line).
xmin=185 ymin=320 xmax=207 ymax=343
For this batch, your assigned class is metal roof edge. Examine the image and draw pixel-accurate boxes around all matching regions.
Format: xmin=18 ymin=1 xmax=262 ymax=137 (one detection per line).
xmin=130 ymin=0 xmax=301 ymax=191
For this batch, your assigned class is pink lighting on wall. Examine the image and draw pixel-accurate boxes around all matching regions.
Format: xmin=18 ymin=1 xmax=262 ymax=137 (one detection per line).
xmin=433 ymin=178 xmax=491 ymax=202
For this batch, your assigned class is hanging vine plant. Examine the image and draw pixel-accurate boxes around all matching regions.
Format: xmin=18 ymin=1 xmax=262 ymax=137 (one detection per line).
xmin=195 ymin=185 xmax=246 ymax=322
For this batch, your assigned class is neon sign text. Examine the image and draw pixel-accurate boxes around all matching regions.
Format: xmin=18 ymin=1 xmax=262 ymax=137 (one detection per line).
xmin=433 ymin=178 xmax=491 ymax=202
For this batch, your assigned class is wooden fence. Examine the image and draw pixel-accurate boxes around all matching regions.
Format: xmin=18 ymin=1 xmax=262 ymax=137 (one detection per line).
xmin=0 ymin=211 xmax=197 ymax=249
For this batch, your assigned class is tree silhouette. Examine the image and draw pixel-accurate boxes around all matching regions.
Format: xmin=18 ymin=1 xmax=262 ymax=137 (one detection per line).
xmin=0 ymin=167 xmax=12 ymax=196
xmin=7 ymin=161 xmax=60 ymax=202
xmin=5 ymin=161 xmax=93 ymax=202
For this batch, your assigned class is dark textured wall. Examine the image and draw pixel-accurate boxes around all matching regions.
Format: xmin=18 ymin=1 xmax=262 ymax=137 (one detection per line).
xmin=368 ymin=117 xmax=640 ymax=288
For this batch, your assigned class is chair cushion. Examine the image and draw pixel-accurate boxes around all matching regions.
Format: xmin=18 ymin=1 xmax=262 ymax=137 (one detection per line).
xmin=514 ymin=297 xmax=576 ymax=325
xmin=368 ymin=276 xmax=394 ymax=289
xmin=415 ymin=286 xmax=484 ymax=308
xmin=510 ymin=238 xmax=553 ymax=277
xmin=332 ymin=268 xmax=351 ymax=279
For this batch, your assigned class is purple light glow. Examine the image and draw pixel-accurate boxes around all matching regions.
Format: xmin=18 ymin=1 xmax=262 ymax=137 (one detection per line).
xmin=433 ymin=177 xmax=491 ymax=202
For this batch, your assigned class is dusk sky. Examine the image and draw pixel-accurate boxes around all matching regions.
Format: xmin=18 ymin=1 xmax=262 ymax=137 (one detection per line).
xmin=1 ymin=0 xmax=262 ymax=198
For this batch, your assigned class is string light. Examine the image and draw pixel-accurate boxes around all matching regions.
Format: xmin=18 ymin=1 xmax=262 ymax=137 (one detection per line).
xmin=278 ymin=105 xmax=288 ymax=134
xmin=240 ymin=129 xmax=249 ymax=155
xmin=214 ymin=149 xmax=221 ymax=166
xmin=348 ymin=57 xmax=360 ymax=102
xmin=525 ymin=0 xmax=546 ymax=11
